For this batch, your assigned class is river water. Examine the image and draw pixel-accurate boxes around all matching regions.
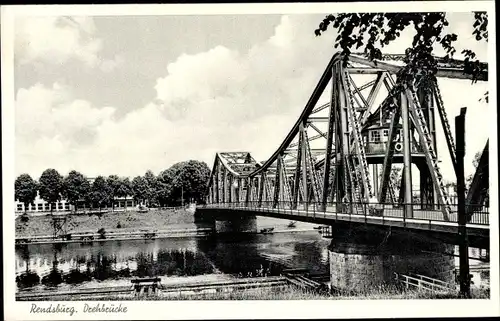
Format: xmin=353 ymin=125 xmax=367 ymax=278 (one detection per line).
xmin=15 ymin=217 xmax=330 ymax=292
xmin=15 ymin=216 xmax=489 ymax=293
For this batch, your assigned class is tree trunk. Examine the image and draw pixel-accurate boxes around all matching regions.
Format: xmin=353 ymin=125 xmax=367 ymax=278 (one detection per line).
xmin=24 ymin=202 xmax=28 ymax=215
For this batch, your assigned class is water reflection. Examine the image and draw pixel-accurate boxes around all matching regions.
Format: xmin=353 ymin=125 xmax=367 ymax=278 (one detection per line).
xmin=15 ymin=223 xmax=329 ymax=291
xmin=16 ymin=244 xmax=218 ymax=290
xmin=15 ymin=245 xmax=40 ymax=289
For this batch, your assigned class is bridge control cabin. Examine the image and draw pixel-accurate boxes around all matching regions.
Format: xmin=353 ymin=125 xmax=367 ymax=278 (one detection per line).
xmin=360 ymin=109 xmax=426 ymax=165
xmin=358 ymin=106 xmax=437 ymax=207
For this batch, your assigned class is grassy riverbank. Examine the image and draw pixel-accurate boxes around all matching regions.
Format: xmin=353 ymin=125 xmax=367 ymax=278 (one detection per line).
xmin=15 ymin=208 xmax=196 ymax=238
xmin=59 ymin=284 xmax=489 ymax=300
xmin=173 ymin=286 xmax=490 ymax=300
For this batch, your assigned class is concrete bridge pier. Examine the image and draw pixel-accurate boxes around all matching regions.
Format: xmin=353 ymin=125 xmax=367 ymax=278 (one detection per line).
xmin=213 ymin=215 xmax=258 ymax=234
xmin=327 ymin=225 xmax=456 ymax=293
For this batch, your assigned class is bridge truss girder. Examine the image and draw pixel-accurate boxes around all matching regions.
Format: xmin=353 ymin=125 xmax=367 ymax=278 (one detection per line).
xmin=205 ymin=52 xmax=489 ymax=222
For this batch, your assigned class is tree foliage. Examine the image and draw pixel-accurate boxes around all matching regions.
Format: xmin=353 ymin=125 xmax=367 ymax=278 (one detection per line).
xmin=116 ymin=177 xmax=132 ymax=200
xmin=131 ymin=176 xmax=149 ymax=205
xmin=157 ymin=170 xmax=174 ymax=206
xmin=106 ymin=175 xmax=121 ymax=210
xmin=144 ymin=170 xmax=158 ymax=206
xmin=17 ymin=160 xmax=212 ymax=211
xmin=89 ymin=176 xmax=111 ymax=210
xmin=38 ymin=169 xmax=63 ymax=214
xmin=466 ymin=150 xmax=484 ymax=189
xmin=61 ymin=170 xmax=91 ymax=212
xmin=166 ymin=160 xmax=211 ymax=205
xmin=315 ymin=12 xmax=488 ymax=84
xmin=15 ymin=174 xmax=38 ymax=214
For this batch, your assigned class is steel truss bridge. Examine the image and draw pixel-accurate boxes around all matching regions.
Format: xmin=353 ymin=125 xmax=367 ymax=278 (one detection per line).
xmin=202 ymin=52 xmax=489 ymax=247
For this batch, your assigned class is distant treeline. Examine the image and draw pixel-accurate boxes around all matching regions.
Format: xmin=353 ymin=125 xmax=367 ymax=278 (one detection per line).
xmin=15 ymin=160 xmax=210 ymax=213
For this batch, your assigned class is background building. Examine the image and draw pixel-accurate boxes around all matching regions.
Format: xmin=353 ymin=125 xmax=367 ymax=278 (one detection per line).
xmin=15 ymin=194 xmax=136 ymax=215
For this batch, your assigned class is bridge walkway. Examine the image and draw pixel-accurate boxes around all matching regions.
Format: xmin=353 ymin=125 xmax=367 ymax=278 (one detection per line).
xmin=200 ymin=202 xmax=489 ymax=247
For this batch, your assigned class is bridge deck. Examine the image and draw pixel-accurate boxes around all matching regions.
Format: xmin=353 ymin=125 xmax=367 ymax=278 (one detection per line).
xmin=200 ymin=203 xmax=489 ymax=247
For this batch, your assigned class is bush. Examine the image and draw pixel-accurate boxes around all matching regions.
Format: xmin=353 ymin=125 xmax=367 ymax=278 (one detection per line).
xmin=116 ymin=222 xmax=122 ymax=229
xmin=97 ymin=227 xmax=106 ymax=239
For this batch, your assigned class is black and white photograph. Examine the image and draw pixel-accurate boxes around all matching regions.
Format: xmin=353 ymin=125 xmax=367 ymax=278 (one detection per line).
xmin=2 ymin=1 xmax=498 ymax=320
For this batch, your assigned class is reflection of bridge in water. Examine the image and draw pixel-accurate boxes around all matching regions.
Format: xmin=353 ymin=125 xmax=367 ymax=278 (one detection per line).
xmin=199 ymin=51 xmax=490 ymax=293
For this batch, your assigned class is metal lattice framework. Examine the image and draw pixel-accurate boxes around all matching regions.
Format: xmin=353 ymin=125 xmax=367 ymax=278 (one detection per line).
xmin=206 ymin=52 xmax=489 ymax=221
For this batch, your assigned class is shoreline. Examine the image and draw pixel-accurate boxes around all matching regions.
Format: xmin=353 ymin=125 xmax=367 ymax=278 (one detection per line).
xmin=15 ymin=230 xmax=212 ymax=246
xmin=15 ymin=227 xmax=318 ymax=246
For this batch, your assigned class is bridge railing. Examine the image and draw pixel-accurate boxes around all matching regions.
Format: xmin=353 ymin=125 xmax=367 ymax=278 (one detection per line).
xmin=203 ymin=201 xmax=489 ymax=226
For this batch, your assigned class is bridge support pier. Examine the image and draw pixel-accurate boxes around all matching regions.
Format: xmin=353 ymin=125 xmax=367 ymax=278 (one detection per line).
xmin=213 ymin=215 xmax=258 ymax=234
xmin=328 ymin=226 xmax=456 ymax=293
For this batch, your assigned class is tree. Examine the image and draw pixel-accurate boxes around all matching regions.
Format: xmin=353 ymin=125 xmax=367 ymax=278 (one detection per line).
xmin=144 ymin=170 xmax=158 ymax=207
xmin=131 ymin=176 xmax=148 ymax=206
xmin=466 ymin=150 xmax=483 ymax=190
xmin=375 ymin=167 xmax=402 ymax=202
xmin=106 ymin=175 xmax=121 ymax=211
xmin=442 ymin=150 xmax=482 ymax=199
xmin=166 ymin=160 xmax=211 ymax=206
xmin=89 ymin=176 xmax=111 ymax=212
xmin=389 ymin=167 xmax=403 ymax=196
xmin=116 ymin=177 xmax=132 ymax=210
xmin=61 ymin=170 xmax=91 ymax=213
xmin=315 ymin=12 xmax=488 ymax=86
xmin=39 ymin=169 xmax=63 ymax=214
xmin=15 ymin=174 xmax=38 ymax=214
xmin=157 ymin=170 xmax=174 ymax=206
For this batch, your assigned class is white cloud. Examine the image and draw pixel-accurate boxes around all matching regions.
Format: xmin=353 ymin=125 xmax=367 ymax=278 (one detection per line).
xmin=154 ymin=15 xmax=336 ymax=124
xmin=15 ymin=83 xmax=116 ymax=177
xmin=15 ymin=16 xmax=101 ymax=66
xmin=14 ymin=14 xmax=491 ymax=183
xmin=15 ymin=16 xmax=124 ymax=70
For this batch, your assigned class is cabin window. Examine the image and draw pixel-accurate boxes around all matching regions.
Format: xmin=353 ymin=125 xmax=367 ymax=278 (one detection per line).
xmin=17 ymin=204 xmax=23 ymax=212
xmin=64 ymin=203 xmax=70 ymax=210
xmin=370 ymin=130 xmax=381 ymax=143
xmin=383 ymin=129 xmax=388 ymax=137
xmin=37 ymin=203 xmax=43 ymax=211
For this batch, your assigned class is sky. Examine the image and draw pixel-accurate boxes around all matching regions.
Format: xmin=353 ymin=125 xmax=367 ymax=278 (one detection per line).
xmin=12 ymin=11 xmax=490 ymax=182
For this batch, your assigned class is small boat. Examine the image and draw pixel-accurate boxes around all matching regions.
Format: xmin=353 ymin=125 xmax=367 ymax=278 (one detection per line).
xmin=260 ymin=227 xmax=275 ymax=234
xmin=287 ymin=221 xmax=297 ymax=228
